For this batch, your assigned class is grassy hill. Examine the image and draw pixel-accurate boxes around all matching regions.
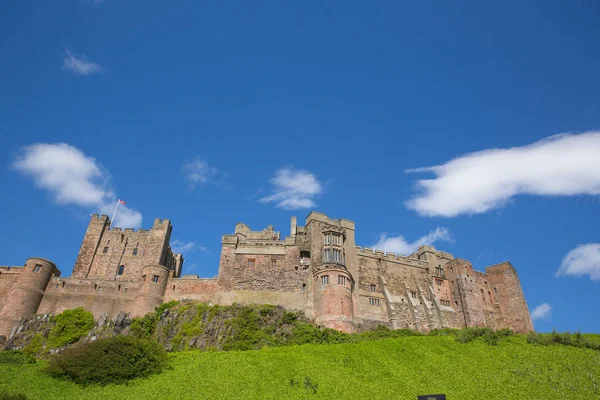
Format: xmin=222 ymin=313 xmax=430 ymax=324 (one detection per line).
xmin=1 ymin=334 xmax=599 ymax=400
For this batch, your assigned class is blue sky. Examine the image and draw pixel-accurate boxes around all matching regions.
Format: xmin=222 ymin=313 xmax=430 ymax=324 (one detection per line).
xmin=1 ymin=1 xmax=599 ymax=333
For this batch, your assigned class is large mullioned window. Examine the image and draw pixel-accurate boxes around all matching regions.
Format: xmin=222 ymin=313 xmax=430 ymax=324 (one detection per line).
xmin=323 ymin=248 xmax=343 ymax=263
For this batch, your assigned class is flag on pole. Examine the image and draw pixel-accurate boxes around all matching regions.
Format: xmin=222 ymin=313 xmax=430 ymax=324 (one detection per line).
xmin=110 ymin=199 xmax=126 ymax=228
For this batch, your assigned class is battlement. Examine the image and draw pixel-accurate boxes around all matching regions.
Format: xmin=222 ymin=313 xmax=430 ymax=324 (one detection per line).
xmin=90 ymin=214 xmax=110 ymax=221
xmin=305 ymin=211 xmax=355 ymax=230
xmin=355 ymin=246 xmax=429 ymax=268
xmin=0 ymin=266 xmax=23 ymax=273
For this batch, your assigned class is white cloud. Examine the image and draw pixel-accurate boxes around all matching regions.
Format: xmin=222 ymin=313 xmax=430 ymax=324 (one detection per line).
xmin=405 ymin=131 xmax=600 ymax=217
xmin=260 ymin=168 xmax=323 ymax=210
xmin=556 ymin=243 xmax=600 ymax=281
xmin=372 ymin=227 xmax=453 ymax=255
xmin=63 ymin=47 xmax=103 ymax=76
xmin=531 ymin=303 xmax=552 ymax=321
xmin=171 ymin=240 xmax=208 ymax=255
xmin=13 ymin=143 xmax=142 ymax=228
xmin=182 ymin=157 xmax=220 ymax=189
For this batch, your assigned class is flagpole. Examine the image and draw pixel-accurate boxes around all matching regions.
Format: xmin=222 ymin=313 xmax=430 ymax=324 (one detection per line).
xmin=110 ymin=200 xmax=121 ymax=228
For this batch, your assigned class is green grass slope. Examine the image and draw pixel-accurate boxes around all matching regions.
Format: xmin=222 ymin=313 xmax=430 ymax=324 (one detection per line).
xmin=1 ymin=335 xmax=599 ymax=400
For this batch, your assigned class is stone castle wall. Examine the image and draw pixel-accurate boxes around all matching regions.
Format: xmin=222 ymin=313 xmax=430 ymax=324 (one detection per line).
xmin=0 ymin=212 xmax=534 ymax=337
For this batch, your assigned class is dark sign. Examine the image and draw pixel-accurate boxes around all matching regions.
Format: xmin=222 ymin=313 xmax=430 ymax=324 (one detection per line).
xmin=417 ymin=395 xmax=446 ymax=400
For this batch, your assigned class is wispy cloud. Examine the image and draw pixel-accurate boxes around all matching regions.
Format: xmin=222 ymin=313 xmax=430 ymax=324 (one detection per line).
xmin=171 ymin=240 xmax=208 ymax=255
xmin=13 ymin=143 xmax=142 ymax=227
xmin=405 ymin=131 xmax=600 ymax=217
xmin=531 ymin=303 xmax=552 ymax=321
xmin=63 ymin=47 xmax=103 ymax=76
xmin=372 ymin=227 xmax=453 ymax=255
xmin=260 ymin=168 xmax=323 ymax=210
xmin=181 ymin=157 xmax=223 ymax=189
xmin=556 ymin=243 xmax=600 ymax=281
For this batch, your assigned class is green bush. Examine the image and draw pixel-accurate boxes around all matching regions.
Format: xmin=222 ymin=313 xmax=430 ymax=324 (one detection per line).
xmin=47 ymin=308 xmax=95 ymax=349
xmin=46 ymin=336 xmax=168 ymax=386
xmin=0 ymin=350 xmax=35 ymax=365
xmin=526 ymin=330 xmax=600 ymax=351
xmin=130 ymin=313 xmax=158 ymax=339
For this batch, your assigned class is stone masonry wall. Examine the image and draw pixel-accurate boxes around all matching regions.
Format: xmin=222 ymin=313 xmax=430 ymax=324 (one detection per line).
xmin=0 ymin=212 xmax=533 ymax=336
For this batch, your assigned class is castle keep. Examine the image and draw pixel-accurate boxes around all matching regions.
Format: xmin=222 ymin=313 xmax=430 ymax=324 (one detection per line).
xmin=0 ymin=212 xmax=533 ymax=337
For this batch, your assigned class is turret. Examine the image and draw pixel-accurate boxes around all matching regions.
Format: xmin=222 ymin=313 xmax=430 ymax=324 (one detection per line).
xmin=130 ymin=264 xmax=170 ymax=317
xmin=0 ymin=258 xmax=60 ymax=337
xmin=306 ymin=212 xmax=357 ymax=332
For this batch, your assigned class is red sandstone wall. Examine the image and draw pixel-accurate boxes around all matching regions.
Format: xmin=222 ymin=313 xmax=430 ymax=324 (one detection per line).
xmin=37 ymin=277 xmax=139 ymax=320
xmin=487 ymin=262 xmax=533 ymax=333
xmin=218 ymin=245 xmax=310 ymax=292
xmin=164 ymin=278 xmax=220 ymax=303
xmin=0 ymin=267 xmax=22 ymax=313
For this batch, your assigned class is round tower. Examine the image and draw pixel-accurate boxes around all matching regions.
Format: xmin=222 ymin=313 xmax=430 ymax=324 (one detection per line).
xmin=0 ymin=258 xmax=60 ymax=337
xmin=313 ymin=267 xmax=355 ymax=332
xmin=130 ymin=264 xmax=170 ymax=317
xmin=311 ymin=227 xmax=356 ymax=332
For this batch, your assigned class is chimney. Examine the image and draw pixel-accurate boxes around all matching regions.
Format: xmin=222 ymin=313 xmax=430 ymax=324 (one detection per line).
xmin=290 ymin=216 xmax=297 ymax=237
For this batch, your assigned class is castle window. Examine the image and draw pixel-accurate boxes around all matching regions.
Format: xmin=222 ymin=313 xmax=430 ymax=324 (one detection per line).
xmin=321 ymin=275 xmax=329 ymax=285
xmin=33 ymin=264 xmax=42 ymax=273
xmin=117 ymin=265 xmax=125 ymax=276
xmin=152 ymin=275 xmax=160 ymax=283
xmin=369 ymin=284 xmax=376 ymax=291
xmin=300 ymin=251 xmax=310 ymax=264
xmin=62 ymin=281 xmax=65 ymax=288
xmin=248 ymin=259 xmax=255 ymax=268
xmin=410 ymin=291 xmax=417 ymax=299
xmin=369 ymin=298 xmax=380 ymax=306
xmin=97 ymin=286 xmax=102 ymax=293
xmin=324 ymin=233 xmax=343 ymax=246
xmin=103 ymin=247 xmax=109 ymax=254
xmin=493 ymin=287 xmax=498 ymax=297
xmin=107 ymin=240 xmax=110 ymax=245
xmin=271 ymin=259 xmax=277 ymax=269
xmin=118 ymin=285 xmax=121 ymax=291
xmin=302 ymin=283 xmax=306 ymax=291
xmin=133 ymin=248 xmax=138 ymax=256
xmin=338 ymin=275 xmax=347 ymax=286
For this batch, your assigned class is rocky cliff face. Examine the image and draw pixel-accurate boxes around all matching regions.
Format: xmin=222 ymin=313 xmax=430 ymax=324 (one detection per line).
xmin=1 ymin=301 xmax=316 ymax=354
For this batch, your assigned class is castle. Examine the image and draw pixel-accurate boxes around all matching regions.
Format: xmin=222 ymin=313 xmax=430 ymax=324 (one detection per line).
xmin=0 ymin=211 xmax=533 ymax=337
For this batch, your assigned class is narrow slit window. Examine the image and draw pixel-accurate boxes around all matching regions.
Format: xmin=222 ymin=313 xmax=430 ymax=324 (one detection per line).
xmin=103 ymin=246 xmax=109 ymax=254
xmin=152 ymin=275 xmax=160 ymax=283
xmin=33 ymin=264 xmax=42 ymax=273
xmin=271 ymin=259 xmax=277 ymax=269
xmin=133 ymin=248 xmax=138 ymax=256
xmin=117 ymin=265 xmax=125 ymax=276
xmin=248 ymin=259 xmax=255 ymax=268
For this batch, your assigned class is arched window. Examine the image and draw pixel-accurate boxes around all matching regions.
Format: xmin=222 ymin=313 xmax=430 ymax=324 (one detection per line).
xmin=117 ymin=265 xmax=125 ymax=276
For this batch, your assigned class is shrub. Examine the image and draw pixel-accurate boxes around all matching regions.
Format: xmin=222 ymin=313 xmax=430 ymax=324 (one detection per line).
xmin=47 ymin=308 xmax=95 ymax=349
xmin=130 ymin=313 xmax=158 ymax=339
xmin=0 ymin=350 xmax=35 ymax=365
xmin=47 ymin=336 xmax=168 ymax=385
